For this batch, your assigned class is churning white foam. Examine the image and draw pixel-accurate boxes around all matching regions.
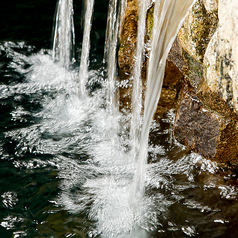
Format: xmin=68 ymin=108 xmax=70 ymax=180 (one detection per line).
xmin=4 ymin=43 xmax=233 ymax=238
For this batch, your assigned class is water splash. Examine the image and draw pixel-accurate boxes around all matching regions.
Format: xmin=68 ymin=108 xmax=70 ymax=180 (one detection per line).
xmin=52 ymin=0 xmax=75 ymax=69
xmin=3 ymin=42 xmax=237 ymax=238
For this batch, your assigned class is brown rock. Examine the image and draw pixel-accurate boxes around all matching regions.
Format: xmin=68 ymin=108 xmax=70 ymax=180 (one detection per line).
xmin=197 ymin=81 xmax=238 ymax=122
xmin=167 ymin=38 xmax=186 ymax=74
xmin=118 ymin=0 xmax=138 ymax=76
xmin=163 ymin=59 xmax=183 ymax=87
xmin=174 ymin=81 xmax=238 ymax=163
xmin=157 ymin=59 xmax=184 ymax=111
xmin=168 ymin=37 xmax=204 ymax=91
xmin=198 ymin=1 xmax=238 ymax=119
xmin=119 ymin=86 xmax=132 ymax=112
xmin=118 ymin=59 xmax=183 ymax=114
xmin=175 ymin=0 xmax=218 ymax=91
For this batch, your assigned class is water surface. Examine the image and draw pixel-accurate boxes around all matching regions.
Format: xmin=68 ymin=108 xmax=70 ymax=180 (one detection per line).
xmin=1 ymin=1 xmax=238 ymax=238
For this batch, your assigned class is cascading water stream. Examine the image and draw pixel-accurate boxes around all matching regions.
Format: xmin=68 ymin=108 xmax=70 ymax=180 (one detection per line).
xmin=101 ymin=0 xmax=127 ymax=160
xmin=130 ymin=0 xmax=148 ymax=161
xmin=104 ymin=0 xmax=127 ymax=116
xmin=78 ymin=0 xmax=95 ymax=96
xmin=52 ymin=0 xmax=75 ymax=69
xmin=104 ymin=0 xmax=120 ymax=114
xmin=131 ymin=0 xmax=195 ymax=200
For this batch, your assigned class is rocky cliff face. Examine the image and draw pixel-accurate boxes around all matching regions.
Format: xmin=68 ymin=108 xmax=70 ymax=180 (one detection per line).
xmin=118 ymin=0 xmax=238 ymax=166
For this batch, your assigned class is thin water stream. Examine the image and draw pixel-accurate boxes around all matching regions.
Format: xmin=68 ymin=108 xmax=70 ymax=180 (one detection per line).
xmin=130 ymin=0 xmax=148 ymax=160
xmin=53 ymin=0 xmax=75 ymax=69
xmin=1 ymin=0 xmax=238 ymax=238
xmin=79 ymin=0 xmax=95 ymax=96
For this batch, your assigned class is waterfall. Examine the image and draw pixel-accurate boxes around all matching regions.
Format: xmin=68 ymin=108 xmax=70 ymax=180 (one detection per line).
xmin=78 ymin=0 xmax=95 ymax=96
xmin=104 ymin=0 xmax=127 ymax=114
xmin=130 ymin=0 xmax=148 ymax=160
xmin=104 ymin=0 xmax=120 ymax=114
xmin=52 ymin=0 xmax=75 ymax=69
xmin=131 ymin=0 xmax=195 ymax=200
xmin=4 ymin=0 xmax=237 ymax=237
xmin=50 ymin=0 xmax=195 ymax=234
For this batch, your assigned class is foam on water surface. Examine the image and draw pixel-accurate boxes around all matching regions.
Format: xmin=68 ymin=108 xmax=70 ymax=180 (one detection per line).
xmin=0 ymin=43 xmax=199 ymax=237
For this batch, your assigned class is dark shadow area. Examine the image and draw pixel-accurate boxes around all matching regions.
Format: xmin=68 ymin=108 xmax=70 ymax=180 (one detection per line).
xmin=0 ymin=0 xmax=108 ymax=56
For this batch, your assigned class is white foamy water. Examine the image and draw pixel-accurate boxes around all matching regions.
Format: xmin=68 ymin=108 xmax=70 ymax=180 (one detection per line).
xmin=3 ymin=44 xmax=238 ymax=238
xmin=1 ymin=44 xmax=207 ymax=237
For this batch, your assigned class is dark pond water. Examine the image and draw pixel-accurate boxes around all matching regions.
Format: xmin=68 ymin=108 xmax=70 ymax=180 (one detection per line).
xmin=1 ymin=1 xmax=238 ymax=238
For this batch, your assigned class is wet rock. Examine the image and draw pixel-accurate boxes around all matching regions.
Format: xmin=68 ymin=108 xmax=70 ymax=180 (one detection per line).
xmin=181 ymin=49 xmax=204 ymax=90
xmin=118 ymin=0 xmax=183 ymax=114
xmin=118 ymin=56 xmax=183 ymax=114
xmin=119 ymin=85 xmax=133 ymax=112
xmin=157 ymin=87 xmax=177 ymax=109
xmin=157 ymin=60 xmax=183 ymax=110
xmin=197 ymin=0 xmax=238 ymax=120
xmin=197 ymin=80 xmax=238 ymax=122
xmin=169 ymin=38 xmax=204 ymax=92
xmin=174 ymin=82 xmax=238 ymax=163
xmin=177 ymin=0 xmax=218 ymax=63
xmin=163 ymin=59 xmax=183 ymax=87
xmin=118 ymin=0 xmax=138 ymax=76
xmin=118 ymin=0 xmax=154 ymax=78
xmin=175 ymin=0 xmax=218 ymax=89
xmin=173 ymin=0 xmax=238 ymax=165
xmin=118 ymin=0 xmax=138 ymax=112
xmin=167 ymin=38 xmax=186 ymax=75
xmin=118 ymin=0 xmax=238 ymax=166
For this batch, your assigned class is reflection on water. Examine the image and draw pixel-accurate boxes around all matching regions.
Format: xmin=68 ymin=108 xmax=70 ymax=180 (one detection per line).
xmin=1 ymin=42 xmax=238 ymax=237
